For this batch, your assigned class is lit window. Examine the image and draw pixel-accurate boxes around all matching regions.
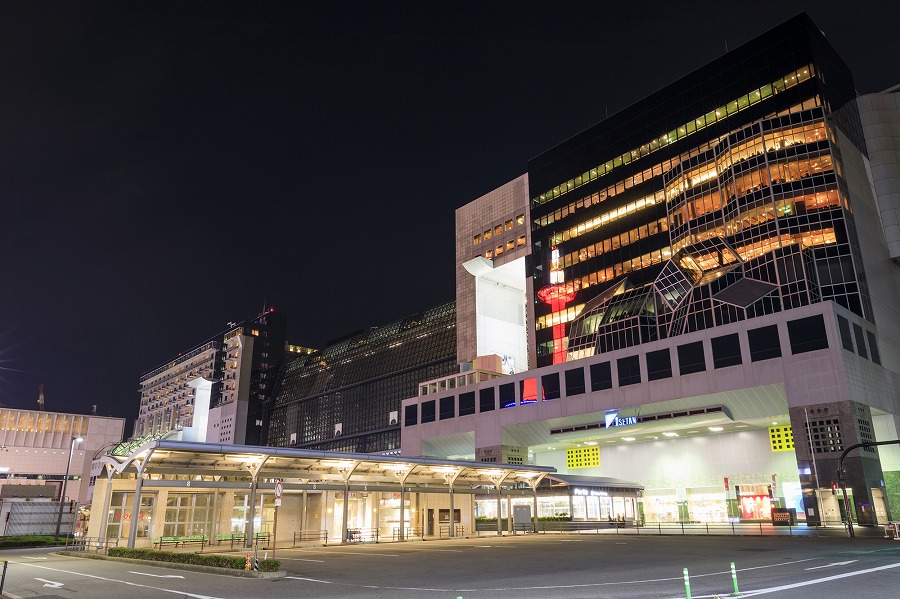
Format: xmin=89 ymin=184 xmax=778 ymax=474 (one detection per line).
xmin=484 ymin=229 xmax=492 ymax=240
xmin=505 ymin=220 xmax=513 ymax=230
xmin=473 ymin=234 xmax=481 ymax=245
xmin=494 ymin=225 xmax=502 ymax=235
xmin=517 ymin=235 xmax=526 ymax=246
xmin=496 ymin=245 xmax=503 ymax=255
xmin=516 ymin=214 xmax=525 ymax=225
xmin=485 ymin=250 xmax=493 ymax=259
xmin=506 ymin=240 xmax=514 ymax=251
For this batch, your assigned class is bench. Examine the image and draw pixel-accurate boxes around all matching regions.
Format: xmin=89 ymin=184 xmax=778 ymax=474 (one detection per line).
xmin=153 ymin=536 xmax=181 ymax=549
xmin=216 ymin=533 xmax=246 ymax=546
xmin=152 ymin=535 xmax=208 ymax=549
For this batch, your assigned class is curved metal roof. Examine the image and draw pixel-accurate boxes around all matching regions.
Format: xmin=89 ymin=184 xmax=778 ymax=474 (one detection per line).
xmin=98 ymin=440 xmax=556 ymax=488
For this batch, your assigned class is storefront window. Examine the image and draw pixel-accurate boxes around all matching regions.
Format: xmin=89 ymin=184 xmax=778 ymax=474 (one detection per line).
xmin=642 ymin=489 xmax=678 ymax=523
xmin=165 ymin=493 xmax=213 ymax=537
xmin=687 ymin=487 xmax=727 ymax=523
xmin=106 ymin=492 xmax=154 ymax=538
xmin=231 ymin=492 xmax=274 ymax=536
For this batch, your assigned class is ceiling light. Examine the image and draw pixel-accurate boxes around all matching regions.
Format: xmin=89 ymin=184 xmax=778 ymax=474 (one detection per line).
xmin=735 ymin=424 xmax=747 ymax=428
xmin=663 ymin=432 xmax=678 ymax=437
xmin=708 ymin=426 xmax=723 ymax=432
xmin=772 ymin=421 xmax=778 ymax=425
xmin=622 ymin=437 xmax=635 ymax=442
xmin=584 ymin=441 xmax=598 ymax=446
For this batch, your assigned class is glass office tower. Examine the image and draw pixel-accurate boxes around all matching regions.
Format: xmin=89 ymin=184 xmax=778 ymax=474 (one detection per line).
xmin=528 ymin=14 xmax=869 ymax=368
xmin=268 ymin=302 xmax=457 ymax=453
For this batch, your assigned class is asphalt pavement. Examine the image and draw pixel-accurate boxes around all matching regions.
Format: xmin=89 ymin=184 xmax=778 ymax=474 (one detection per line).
xmin=2 ymin=532 xmax=900 ymax=598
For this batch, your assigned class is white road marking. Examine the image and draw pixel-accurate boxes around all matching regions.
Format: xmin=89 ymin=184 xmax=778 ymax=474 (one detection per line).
xmin=35 ymin=578 xmax=64 ymax=588
xmin=286 ymin=576 xmax=333 ymax=584
xmin=283 ymin=549 xmax=399 ymax=557
xmin=129 ymin=571 xmax=186 ymax=578
xmin=275 ymin=557 xmax=325 ymax=562
xmin=19 ymin=556 xmax=47 ymax=560
xmin=805 ymin=560 xmax=858 ymax=570
xmin=722 ymin=562 xmax=900 ymax=596
xmin=9 ymin=560 xmax=224 ymax=599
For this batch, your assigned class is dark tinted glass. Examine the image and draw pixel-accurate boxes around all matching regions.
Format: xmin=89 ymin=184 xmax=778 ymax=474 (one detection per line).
xmin=404 ymin=404 xmax=417 ymax=427
xmin=439 ymin=396 xmax=455 ymax=420
xmin=617 ymin=355 xmax=641 ymax=386
xmin=867 ymin=330 xmax=881 ymax=365
xmin=459 ymin=391 xmax=476 ymax=416
xmin=712 ymin=334 xmax=742 ymax=368
xmin=787 ymin=315 xmax=829 ymax=354
xmin=677 ymin=342 xmax=706 ymax=375
xmin=853 ymin=324 xmax=868 ymax=359
xmin=565 ymin=368 xmax=585 ymax=396
xmin=421 ymin=400 xmax=436 ymax=423
xmin=748 ymin=325 xmax=782 ymax=362
xmin=837 ymin=315 xmax=854 ymax=351
xmin=499 ymin=383 xmax=516 ymax=408
xmin=541 ymin=373 xmax=561 ymax=400
xmin=479 ymin=387 xmax=496 ymax=412
xmin=646 ymin=349 xmax=672 ymax=381
xmin=590 ymin=362 xmax=612 ymax=391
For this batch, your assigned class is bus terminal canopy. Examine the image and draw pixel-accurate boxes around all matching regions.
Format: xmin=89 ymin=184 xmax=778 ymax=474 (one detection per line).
xmin=97 ymin=440 xmax=557 ymax=490
xmin=97 ymin=440 xmax=558 ymax=547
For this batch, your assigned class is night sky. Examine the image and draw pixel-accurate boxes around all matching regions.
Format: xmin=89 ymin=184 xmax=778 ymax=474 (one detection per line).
xmin=1 ymin=2 xmax=895 ymax=427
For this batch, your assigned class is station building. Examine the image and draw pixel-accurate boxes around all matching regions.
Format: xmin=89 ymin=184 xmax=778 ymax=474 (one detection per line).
xmin=403 ymin=14 xmax=900 ymax=527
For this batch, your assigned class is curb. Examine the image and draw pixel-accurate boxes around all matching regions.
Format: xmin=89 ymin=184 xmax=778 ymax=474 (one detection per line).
xmin=55 ymin=551 xmax=286 ymax=578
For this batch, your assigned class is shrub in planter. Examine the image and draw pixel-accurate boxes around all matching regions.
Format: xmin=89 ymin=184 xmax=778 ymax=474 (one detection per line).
xmin=107 ymin=547 xmax=280 ymax=571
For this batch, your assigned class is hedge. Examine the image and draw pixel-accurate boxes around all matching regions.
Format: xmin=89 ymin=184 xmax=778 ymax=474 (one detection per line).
xmin=0 ymin=535 xmax=71 ymax=548
xmin=107 ymin=547 xmax=281 ymax=572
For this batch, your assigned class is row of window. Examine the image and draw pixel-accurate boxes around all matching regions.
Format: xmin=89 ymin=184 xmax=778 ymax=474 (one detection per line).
xmin=406 ymin=314 xmax=836 ymax=426
xmin=532 ymin=65 xmax=815 ymax=207
xmin=837 ymin=314 xmax=881 ymax=365
xmin=473 ymin=214 xmax=526 ymax=245
xmin=480 ymin=235 xmax=527 ymax=259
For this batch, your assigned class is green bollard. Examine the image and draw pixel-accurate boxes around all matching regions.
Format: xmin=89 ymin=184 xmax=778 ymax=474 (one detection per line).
xmin=730 ymin=561 xmax=742 ymax=596
xmin=683 ymin=567 xmax=692 ymax=599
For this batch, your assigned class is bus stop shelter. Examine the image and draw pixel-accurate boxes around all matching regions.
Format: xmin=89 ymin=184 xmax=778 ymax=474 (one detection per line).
xmin=92 ymin=440 xmax=556 ymax=547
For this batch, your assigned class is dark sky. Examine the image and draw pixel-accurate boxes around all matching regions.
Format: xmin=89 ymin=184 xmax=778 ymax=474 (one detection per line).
xmin=0 ymin=1 xmax=895 ymax=424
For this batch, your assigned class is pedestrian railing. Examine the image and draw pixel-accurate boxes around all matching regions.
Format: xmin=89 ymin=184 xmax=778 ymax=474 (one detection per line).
xmin=292 ymin=530 xmax=329 ymax=546
xmin=64 ymin=536 xmax=120 ymax=552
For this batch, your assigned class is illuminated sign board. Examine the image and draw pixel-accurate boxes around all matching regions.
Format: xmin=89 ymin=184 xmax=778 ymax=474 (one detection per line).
xmin=573 ymin=487 xmax=609 ymax=497
xmin=604 ymin=411 xmax=637 ymax=428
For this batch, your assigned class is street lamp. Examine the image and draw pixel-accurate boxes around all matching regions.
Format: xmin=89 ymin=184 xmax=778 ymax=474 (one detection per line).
xmin=54 ymin=436 xmax=83 ymax=539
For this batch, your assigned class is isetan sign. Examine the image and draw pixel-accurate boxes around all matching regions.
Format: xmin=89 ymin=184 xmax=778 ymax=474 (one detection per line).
xmin=605 ymin=411 xmax=637 ymax=428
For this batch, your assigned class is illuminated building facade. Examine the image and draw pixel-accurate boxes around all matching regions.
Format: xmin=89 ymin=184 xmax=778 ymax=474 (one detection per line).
xmin=134 ymin=310 xmax=297 ymax=446
xmin=405 ymin=14 xmax=900 ymax=528
xmin=0 ymin=407 xmax=124 ymax=523
xmin=267 ymin=302 xmax=457 ymax=454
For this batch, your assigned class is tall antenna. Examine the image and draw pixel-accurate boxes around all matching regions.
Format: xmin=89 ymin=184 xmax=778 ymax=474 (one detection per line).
xmin=37 ymin=384 xmax=45 ymax=411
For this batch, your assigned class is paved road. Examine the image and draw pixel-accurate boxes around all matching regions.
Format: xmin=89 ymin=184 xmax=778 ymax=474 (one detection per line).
xmin=3 ymin=533 xmax=900 ymax=598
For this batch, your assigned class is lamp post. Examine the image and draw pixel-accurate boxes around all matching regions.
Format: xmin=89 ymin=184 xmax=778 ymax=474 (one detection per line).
xmin=54 ymin=436 xmax=83 ymax=539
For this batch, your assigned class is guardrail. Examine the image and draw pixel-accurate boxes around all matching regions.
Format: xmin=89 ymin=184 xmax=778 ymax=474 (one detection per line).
xmin=438 ymin=524 xmax=466 ymax=538
xmin=345 ymin=527 xmax=379 ymax=543
xmin=64 ymin=536 xmax=120 ymax=552
xmin=474 ymin=520 xmax=849 ymax=537
xmin=391 ymin=526 xmax=424 ymax=541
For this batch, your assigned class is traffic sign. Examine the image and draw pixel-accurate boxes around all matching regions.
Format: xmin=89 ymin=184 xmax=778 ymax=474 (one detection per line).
xmin=275 ymin=481 xmax=283 ymax=499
